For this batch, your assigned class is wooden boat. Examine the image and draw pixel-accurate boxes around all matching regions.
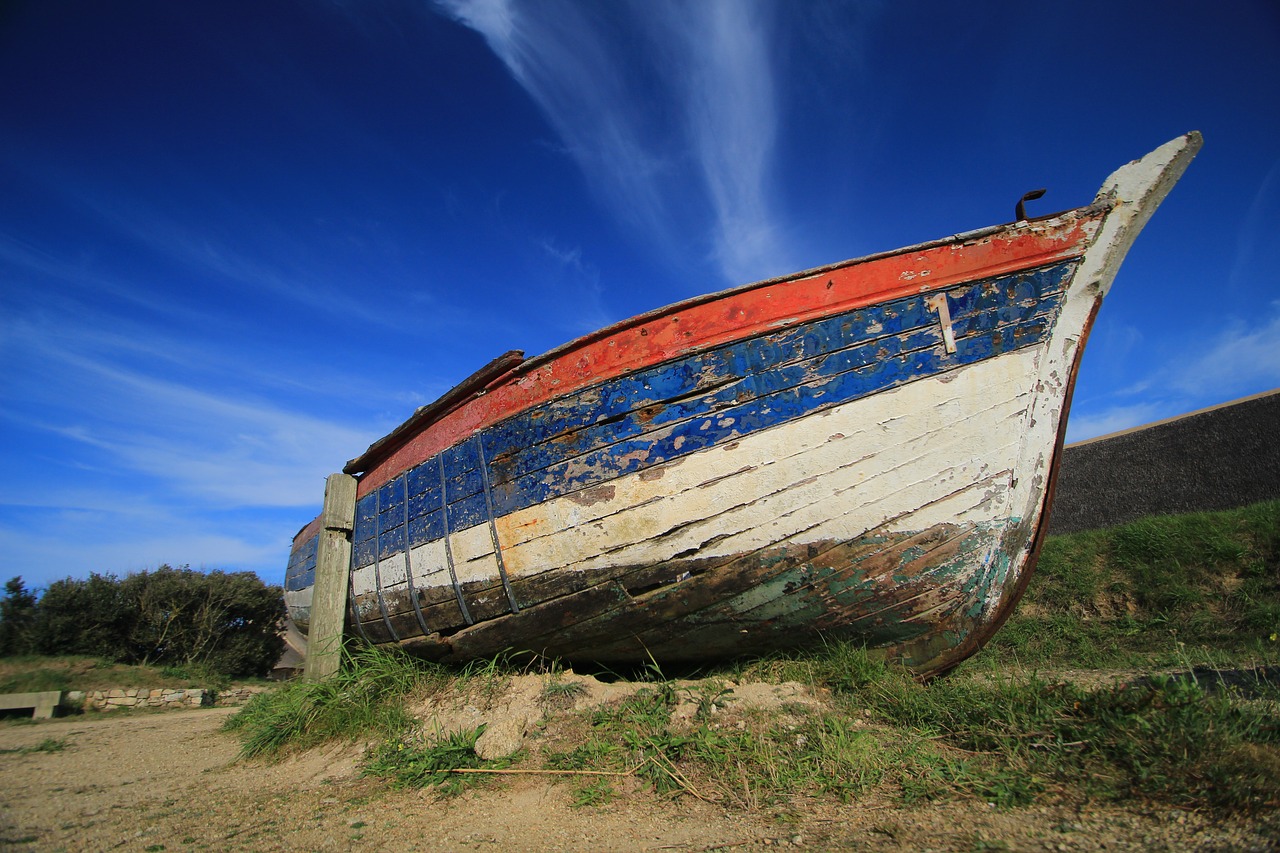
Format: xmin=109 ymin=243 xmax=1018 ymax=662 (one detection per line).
xmin=285 ymin=133 xmax=1200 ymax=675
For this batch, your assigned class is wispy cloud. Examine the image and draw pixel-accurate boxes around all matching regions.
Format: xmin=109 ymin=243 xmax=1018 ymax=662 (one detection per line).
xmin=1170 ymin=301 xmax=1280 ymax=397
xmin=1067 ymin=301 xmax=1280 ymax=442
xmin=0 ymin=310 xmax=387 ymax=584
xmin=1227 ymin=155 xmax=1280 ymax=293
xmin=1 ymin=313 xmax=376 ymax=508
xmin=1065 ymin=402 xmax=1165 ymax=444
xmin=0 ymin=497 xmax=298 ymax=589
xmin=0 ymin=230 xmax=209 ymax=325
xmin=536 ymin=236 xmax=613 ymax=334
xmin=75 ymin=193 xmax=410 ymax=329
xmin=433 ymin=0 xmax=793 ymax=284
xmin=0 ymin=144 xmax=466 ymax=332
xmin=646 ymin=1 xmax=788 ymax=284
xmin=0 ymin=259 xmax=460 ymax=586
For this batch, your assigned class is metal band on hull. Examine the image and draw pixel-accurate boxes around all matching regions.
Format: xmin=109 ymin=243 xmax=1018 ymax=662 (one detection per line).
xmin=294 ymin=261 xmax=1070 ymax=662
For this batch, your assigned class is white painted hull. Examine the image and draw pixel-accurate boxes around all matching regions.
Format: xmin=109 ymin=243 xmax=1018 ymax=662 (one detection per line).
xmin=285 ymin=133 xmax=1201 ymax=673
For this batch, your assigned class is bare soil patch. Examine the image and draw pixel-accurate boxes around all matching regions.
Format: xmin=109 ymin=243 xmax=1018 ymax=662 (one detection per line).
xmin=2 ymin=675 xmax=1277 ymax=852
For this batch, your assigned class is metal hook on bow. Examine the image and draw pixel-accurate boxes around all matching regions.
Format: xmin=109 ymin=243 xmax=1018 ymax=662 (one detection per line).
xmin=1016 ymin=188 xmax=1047 ymax=222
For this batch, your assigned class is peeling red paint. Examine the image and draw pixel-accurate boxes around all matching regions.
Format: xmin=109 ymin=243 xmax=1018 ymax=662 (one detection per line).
xmin=353 ymin=212 xmax=1104 ymax=496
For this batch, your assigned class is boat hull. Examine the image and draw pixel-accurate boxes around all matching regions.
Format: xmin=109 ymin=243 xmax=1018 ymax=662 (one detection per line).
xmin=285 ymin=134 xmax=1200 ymax=675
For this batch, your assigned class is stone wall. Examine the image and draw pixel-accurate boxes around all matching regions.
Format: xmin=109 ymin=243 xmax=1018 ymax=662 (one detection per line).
xmin=1049 ymin=390 xmax=1280 ymax=535
xmin=64 ymin=685 xmax=271 ymax=712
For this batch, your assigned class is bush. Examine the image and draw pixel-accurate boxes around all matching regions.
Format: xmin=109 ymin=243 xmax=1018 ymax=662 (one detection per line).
xmin=0 ymin=566 xmax=285 ymax=678
xmin=29 ymin=573 xmax=134 ymax=659
xmin=0 ymin=577 xmax=37 ymax=656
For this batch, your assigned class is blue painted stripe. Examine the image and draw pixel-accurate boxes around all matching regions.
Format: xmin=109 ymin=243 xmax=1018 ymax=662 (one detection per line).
xmin=482 ymin=265 xmax=1068 ymax=487
xmin=490 ymin=315 xmax=1051 ymax=516
xmin=285 ymin=531 xmax=318 ymax=592
xmin=326 ymin=261 xmax=1072 ymax=578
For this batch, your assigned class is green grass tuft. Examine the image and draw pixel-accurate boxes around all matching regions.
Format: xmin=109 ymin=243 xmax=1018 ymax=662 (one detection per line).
xmin=0 ymin=736 xmax=70 ymax=756
xmin=222 ymin=642 xmax=443 ymax=758
xmin=363 ymin=724 xmax=517 ymax=796
xmin=779 ymin=643 xmax=1280 ymax=813
xmin=219 ymin=502 xmax=1279 ymax=817
xmin=990 ymin=500 xmax=1280 ymax=667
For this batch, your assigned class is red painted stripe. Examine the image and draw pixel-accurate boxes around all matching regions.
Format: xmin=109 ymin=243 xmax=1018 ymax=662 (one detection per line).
xmin=291 ymin=516 xmax=322 ymax=553
xmin=356 ymin=212 xmax=1103 ymax=496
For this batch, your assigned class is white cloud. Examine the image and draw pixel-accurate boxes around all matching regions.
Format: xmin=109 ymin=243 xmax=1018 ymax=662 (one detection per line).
xmin=0 ymin=503 xmax=295 ymax=590
xmin=1068 ymin=301 xmax=1280 ymax=442
xmin=1 ymin=314 xmax=375 ymax=508
xmin=1227 ymin=156 xmax=1280 ymax=293
xmin=1065 ymin=402 xmax=1165 ymax=444
xmin=0 ymin=231 xmax=208 ymax=324
xmin=433 ymin=0 xmax=793 ymax=284
xmin=0 ymin=317 xmax=374 ymax=584
xmin=648 ymin=0 xmax=789 ymax=283
xmin=78 ymin=196 xmax=408 ymax=329
xmin=1170 ymin=301 xmax=1280 ymax=398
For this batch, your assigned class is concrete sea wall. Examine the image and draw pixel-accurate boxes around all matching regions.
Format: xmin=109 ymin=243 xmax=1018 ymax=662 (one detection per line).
xmin=1049 ymin=389 xmax=1280 ymax=535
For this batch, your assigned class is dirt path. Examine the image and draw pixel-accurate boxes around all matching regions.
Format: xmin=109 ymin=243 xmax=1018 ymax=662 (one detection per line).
xmin=1 ymin=706 xmax=1276 ymax=851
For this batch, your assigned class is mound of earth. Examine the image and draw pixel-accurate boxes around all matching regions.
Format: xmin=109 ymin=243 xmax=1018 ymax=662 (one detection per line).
xmin=1 ymin=672 xmax=1277 ymax=851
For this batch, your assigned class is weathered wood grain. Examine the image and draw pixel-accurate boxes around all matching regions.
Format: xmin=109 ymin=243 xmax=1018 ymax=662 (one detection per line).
xmin=352 ymin=211 xmax=1103 ymax=495
xmin=285 ymin=134 xmax=1202 ymax=674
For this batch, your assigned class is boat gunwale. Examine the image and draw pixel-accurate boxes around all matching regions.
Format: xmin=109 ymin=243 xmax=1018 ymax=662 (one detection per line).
xmin=345 ymin=202 xmax=1112 ymax=483
xmin=287 ymin=132 xmax=1203 ymax=676
xmin=491 ymin=203 xmax=1110 ymax=387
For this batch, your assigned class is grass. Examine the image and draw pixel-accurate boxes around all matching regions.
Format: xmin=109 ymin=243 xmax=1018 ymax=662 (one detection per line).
xmin=222 ymin=642 xmax=445 ymax=758
xmin=774 ymin=644 xmax=1279 ymax=813
xmin=531 ymin=642 xmax=1277 ymax=814
xmin=539 ymin=676 xmax=589 ymax=711
xmin=987 ymin=499 xmax=1280 ymax=669
xmin=0 ymin=736 xmax=70 ymax=755
xmin=219 ymin=501 xmax=1280 ymax=815
xmin=0 ymin=656 xmax=238 ymax=694
xmin=364 ymin=724 xmax=519 ymax=796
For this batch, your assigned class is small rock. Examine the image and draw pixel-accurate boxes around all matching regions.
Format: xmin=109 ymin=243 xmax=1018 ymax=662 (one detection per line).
xmin=475 ymin=717 xmax=527 ymax=759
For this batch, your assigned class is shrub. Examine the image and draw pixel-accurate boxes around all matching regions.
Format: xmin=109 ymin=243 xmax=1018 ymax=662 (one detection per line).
xmin=0 ymin=577 xmax=37 ymax=656
xmin=0 ymin=566 xmax=285 ymax=678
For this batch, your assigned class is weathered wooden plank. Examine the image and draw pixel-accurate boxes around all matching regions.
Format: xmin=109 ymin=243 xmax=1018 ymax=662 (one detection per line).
xmin=493 ymin=354 xmax=1031 ymax=556
xmin=568 ymin=512 xmax=1008 ymax=664
xmin=521 ymin=492 xmax=999 ymax=662
xmin=427 ymin=364 xmax=1030 ymax=659
xmin=485 ymin=316 xmax=1050 ymax=522
xmin=306 ymin=473 xmax=357 ymax=681
xmin=345 ymin=269 xmax=1067 ymax=583
xmin=352 ymin=259 xmax=1074 ymax=538
xmin=283 ymin=527 xmax=318 ymax=592
xmin=353 ymin=214 xmax=1101 ymax=494
xmin=386 ymin=386 xmax=1025 ymax=652
xmin=376 ymin=348 xmax=1029 ymax=653
xmin=493 ymin=350 xmax=1035 ymax=581
xmin=484 ymin=267 xmax=1071 ymax=488
xmin=445 ymin=582 xmax=635 ymax=661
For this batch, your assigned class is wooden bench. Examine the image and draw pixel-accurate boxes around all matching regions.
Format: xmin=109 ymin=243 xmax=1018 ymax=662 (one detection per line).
xmin=0 ymin=691 xmax=64 ymax=719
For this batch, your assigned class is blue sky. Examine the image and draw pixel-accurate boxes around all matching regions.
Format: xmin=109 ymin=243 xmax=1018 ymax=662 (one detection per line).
xmin=2 ymin=1 xmax=1277 ymax=591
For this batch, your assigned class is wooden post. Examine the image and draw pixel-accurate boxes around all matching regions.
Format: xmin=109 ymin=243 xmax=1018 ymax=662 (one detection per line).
xmin=305 ymin=473 xmax=357 ymax=681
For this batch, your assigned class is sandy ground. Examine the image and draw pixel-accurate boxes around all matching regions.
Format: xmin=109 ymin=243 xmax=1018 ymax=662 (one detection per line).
xmin=1 ymin=698 xmax=1277 ymax=852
